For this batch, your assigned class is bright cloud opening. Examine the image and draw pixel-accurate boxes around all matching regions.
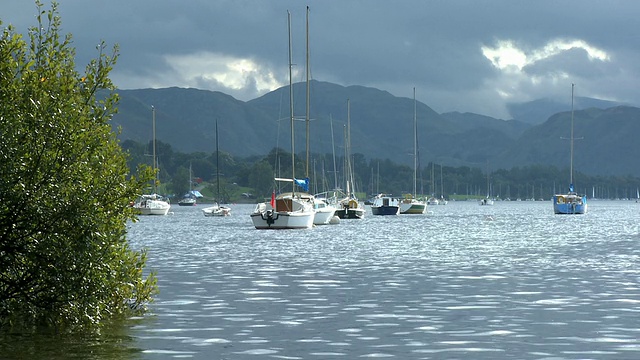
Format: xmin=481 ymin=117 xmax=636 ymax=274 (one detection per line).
xmin=482 ymin=38 xmax=610 ymax=72
xmin=164 ymin=51 xmax=285 ymax=96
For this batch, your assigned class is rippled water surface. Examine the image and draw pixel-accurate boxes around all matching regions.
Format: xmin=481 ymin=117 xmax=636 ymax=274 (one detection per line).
xmin=122 ymin=201 xmax=640 ymax=359
xmin=5 ymin=201 xmax=640 ymax=359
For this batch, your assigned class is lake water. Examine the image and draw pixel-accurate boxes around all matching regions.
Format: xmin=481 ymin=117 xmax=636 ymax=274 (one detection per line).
xmin=3 ymin=200 xmax=640 ymax=359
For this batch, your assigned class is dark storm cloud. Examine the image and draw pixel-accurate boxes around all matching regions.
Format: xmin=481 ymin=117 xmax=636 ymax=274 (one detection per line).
xmin=2 ymin=0 xmax=639 ymax=118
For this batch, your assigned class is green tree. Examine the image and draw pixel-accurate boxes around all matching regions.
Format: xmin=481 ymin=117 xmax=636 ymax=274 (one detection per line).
xmin=172 ymin=165 xmax=190 ymax=196
xmin=249 ymin=160 xmax=275 ymax=198
xmin=0 ymin=2 xmax=157 ymax=330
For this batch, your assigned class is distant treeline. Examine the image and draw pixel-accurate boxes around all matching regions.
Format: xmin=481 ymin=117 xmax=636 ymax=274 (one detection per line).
xmin=122 ymin=139 xmax=640 ymax=201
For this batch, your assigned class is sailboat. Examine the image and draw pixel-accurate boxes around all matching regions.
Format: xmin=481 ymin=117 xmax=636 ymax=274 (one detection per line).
xmin=178 ymin=162 xmax=198 ymax=206
xmin=479 ymin=161 xmax=494 ymax=206
xmin=371 ymin=194 xmax=400 ymax=215
xmin=438 ymin=164 xmax=448 ymax=205
xmin=553 ymin=83 xmax=587 ymax=214
xmin=203 ymin=120 xmax=231 ymax=217
xmin=426 ymin=162 xmax=439 ymax=205
xmin=249 ymin=10 xmax=314 ymax=229
xmin=400 ymin=88 xmax=427 ymax=214
xmin=301 ymin=6 xmax=336 ymax=225
xmin=479 ymin=169 xmax=494 ymax=206
xmin=333 ymin=99 xmax=366 ymax=219
xmin=132 ymin=106 xmax=171 ymax=215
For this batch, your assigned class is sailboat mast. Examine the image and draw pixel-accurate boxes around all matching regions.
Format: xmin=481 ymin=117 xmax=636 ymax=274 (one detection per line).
xmin=152 ymin=105 xmax=157 ymax=194
xmin=216 ymin=119 xmax=220 ymax=202
xmin=330 ymin=115 xmax=338 ymax=190
xmin=305 ymin=6 xmax=310 ymax=179
xmin=413 ymin=87 xmax=417 ymax=198
xmin=570 ymin=83 xmax=575 ymax=189
xmin=287 ymin=10 xmax=295 ymax=196
xmin=346 ymin=99 xmax=352 ymax=196
xmin=343 ymin=124 xmax=349 ymax=194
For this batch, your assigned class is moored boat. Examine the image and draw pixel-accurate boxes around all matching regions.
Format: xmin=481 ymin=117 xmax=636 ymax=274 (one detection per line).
xmin=250 ymin=190 xmax=314 ymax=229
xmin=371 ymin=195 xmax=400 ymax=215
xmin=399 ymin=88 xmax=427 ymax=215
xmin=399 ymin=194 xmax=426 ymax=214
xmin=553 ymin=84 xmax=587 ymax=215
xmin=312 ymin=196 xmax=337 ymax=225
xmin=135 ymin=106 xmax=171 ymax=215
xmin=178 ymin=195 xmax=197 ymax=206
xmin=202 ymin=202 xmax=231 ymax=217
xmin=249 ymin=11 xmax=314 ymax=229
xmin=332 ymin=99 xmax=365 ymax=220
xmin=553 ymin=191 xmax=587 ymax=214
xmin=133 ymin=194 xmax=171 ymax=215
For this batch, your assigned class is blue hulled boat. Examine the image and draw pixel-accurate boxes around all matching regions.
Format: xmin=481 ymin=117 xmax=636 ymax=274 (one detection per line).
xmin=371 ymin=195 xmax=400 ymax=216
xmin=553 ymin=84 xmax=587 ymax=215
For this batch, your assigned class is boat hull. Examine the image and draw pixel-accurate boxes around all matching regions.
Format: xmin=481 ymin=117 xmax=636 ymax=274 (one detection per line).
xmin=553 ymin=194 xmax=587 ymax=214
xmin=371 ymin=196 xmax=400 ymax=215
xmin=372 ymin=205 xmax=400 ymax=215
xmin=479 ymin=198 xmax=494 ymax=206
xmin=250 ymin=199 xmax=314 ymax=229
xmin=399 ymin=201 xmax=426 ymax=214
xmin=334 ymin=208 xmax=365 ymax=219
xmin=313 ymin=207 xmax=336 ymax=225
xmin=133 ymin=197 xmax=171 ymax=215
xmin=202 ymin=204 xmax=231 ymax=217
xmin=250 ymin=210 xmax=314 ymax=229
xmin=334 ymin=197 xmax=365 ymax=219
xmin=137 ymin=207 xmax=170 ymax=216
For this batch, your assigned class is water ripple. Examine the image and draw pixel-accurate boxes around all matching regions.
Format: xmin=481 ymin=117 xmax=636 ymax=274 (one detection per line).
xmin=126 ymin=201 xmax=640 ymax=359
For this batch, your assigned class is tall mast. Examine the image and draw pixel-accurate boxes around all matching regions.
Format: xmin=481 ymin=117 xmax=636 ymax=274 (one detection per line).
xmin=216 ymin=119 xmax=220 ymax=202
xmin=152 ymin=105 xmax=157 ymax=194
xmin=305 ymin=6 xmax=310 ymax=179
xmin=346 ymin=99 xmax=352 ymax=195
xmin=287 ymin=10 xmax=295 ymax=195
xmin=330 ymin=115 xmax=338 ymax=190
xmin=413 ymin=87 xmax=417 ymax=198
xmin=569 ymin=83 xmax=575 ymax=190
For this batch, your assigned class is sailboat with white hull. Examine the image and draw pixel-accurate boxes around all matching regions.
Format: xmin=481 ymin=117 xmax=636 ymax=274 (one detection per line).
xmin=333 ymin=99 xmax=366 ymax=219
xmin=203 ymin=120 xmax=231 ymax=217
xmin=250 ymin=10 xmax=314 ymax=229
xmin=133 ymin=106 xmax=171 ymax=215
xmin=400 ymin=88 xmax=427 ymax=214
xmin=300 ymin=6 xmax=336 ymax=225
xmin=553 ymin=83 xmax=587 ymax=214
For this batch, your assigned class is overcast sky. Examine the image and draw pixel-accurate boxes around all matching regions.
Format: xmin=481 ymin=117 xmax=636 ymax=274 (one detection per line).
xmin=2 ymin=0 xmax=638 ymax=119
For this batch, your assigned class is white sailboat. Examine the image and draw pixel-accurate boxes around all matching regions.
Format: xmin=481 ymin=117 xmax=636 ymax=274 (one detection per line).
xmin=250 ymin=10 xmax=314 ymax=229
xmin=400 ymin=87 xmax=427 ymax=214
xmin=333 ymin=99 xmax=366 ymax=219
xmin=133 ymin=106 xmax=171 ymax=215
xmin=553 ymin=83 xmax=587 ymax=214
xmin=479 ymin=168 xmax=494 ymax=206
xmin=203 ymin=119 xmax=231 ymax=217
xmin=438 ymin=164 xmax=448 ymax=205
xmin=301 ymin=6 xmax=336 ymax=225
xmin=178 ymin=162 xmax=197 ymax=206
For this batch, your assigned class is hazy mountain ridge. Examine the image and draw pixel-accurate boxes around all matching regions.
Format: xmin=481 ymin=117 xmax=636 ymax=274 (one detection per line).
xmin=110 ymin=81 xmax=640 ymax=176
xmin=506 ymin=96 xmax=626 ymax=125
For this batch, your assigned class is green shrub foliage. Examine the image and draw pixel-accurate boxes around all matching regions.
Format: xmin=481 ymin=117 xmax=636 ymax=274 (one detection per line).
xmin=0 ymin=2 xmax=157 ymax=330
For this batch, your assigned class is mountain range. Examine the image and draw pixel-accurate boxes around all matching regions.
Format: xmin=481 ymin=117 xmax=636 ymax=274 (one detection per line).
xmin=109 ymin=80 xmax=640 ymax=177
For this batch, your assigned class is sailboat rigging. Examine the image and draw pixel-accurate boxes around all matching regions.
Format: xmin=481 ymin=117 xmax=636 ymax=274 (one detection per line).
xmin=132 ymin=106 xmax=171 ymax=215
xmin=301 ymin=6 xmax=337 ymax=225
xmin=333 ymin=99 xmax=365 ymax=219
xmin=400 ymin=88 xmax=427 ymax=214
xmin=250 ymin=10 xmax=315 ymax=229
xmin=203 ymin=119 xmax=231 ymax=216
xmin=553 ymin=83 xmax=587 ymax=214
